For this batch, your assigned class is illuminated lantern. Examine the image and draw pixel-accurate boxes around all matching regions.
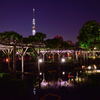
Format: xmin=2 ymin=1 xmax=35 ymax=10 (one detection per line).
xmin=61 ymin=58 xmax=66 ymax=63
xmin=48 ymin=56 xmax=50 ymax=59
xmin=78 ymin=52 xmax=80 ymax=55
xmin=38 ymin=59 xmax=43 ymax=63
xmin=48 ymin=56 xmax=51 ymax=59
xmin=6 ymin=58 xmax=10 ymax=63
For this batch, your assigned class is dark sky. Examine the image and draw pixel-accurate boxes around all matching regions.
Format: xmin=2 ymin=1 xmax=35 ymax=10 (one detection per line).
xmin=0 ymin=0 xmax=100 ymax=42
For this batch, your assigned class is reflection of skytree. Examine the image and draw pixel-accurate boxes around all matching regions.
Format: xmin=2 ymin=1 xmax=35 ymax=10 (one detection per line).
xmin=32 ymin=8 xmax=36 ymax=35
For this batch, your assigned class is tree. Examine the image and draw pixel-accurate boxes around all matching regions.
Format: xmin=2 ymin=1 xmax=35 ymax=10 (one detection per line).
xmin=0 ymin=31 xmax=23 ymax=72
xmin=35 ymin=32 xmax=46 ymax=42
xmin=77 ymin=20 xmax=100 ymax=49
xmin=0 ymin=31 xmax=23 ymax=44
xmin=45 ymin=35 xmax=64 ymax=49
xmin=22 ymin=37 xmax=29 ymax=44
xmin=62 ymin=41 xmax=75 ymax=49
xmin=0 ymin=31 xmax=22 ymax=43
xmin=27 ymin=32 xmax=46 ymax=43
xmin=45 ymin=35 xmax=75 ymax=49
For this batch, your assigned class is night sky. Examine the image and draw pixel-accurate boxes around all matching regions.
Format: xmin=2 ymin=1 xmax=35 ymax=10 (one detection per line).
xmin=0 ymin=0 xmax=100 ymax=42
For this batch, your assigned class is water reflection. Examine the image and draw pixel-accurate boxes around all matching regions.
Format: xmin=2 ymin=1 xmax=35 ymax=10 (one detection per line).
xmin=38 ymin=64 xmax=100 ymax=89
xmin=41 ymin=79 xmax=74 ymax=88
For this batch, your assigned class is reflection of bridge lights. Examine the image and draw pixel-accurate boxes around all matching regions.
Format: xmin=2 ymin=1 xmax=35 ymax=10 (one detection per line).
xmin=40 ymin=80 xmax=74 ymax=88
xmin=39 ymin=72 xmax=42 ymax=75
xmin=62 ymin=71 xmax=65 ymax=75
xmin=61 ymin=58 xmax=66 ymax=63
xmin=93 ymin=65 xmax=97 ymax=70
xmin=94 ymin=47 xmax=97 ymax=50
xmin=41 ymin=81 xmax=48 ymax=87
xmin=88 ymin=66 xmax=91 ymax=70
xmin=92 ymin=56 xmax=96 ymax=59
xmin=41 ymin=82 xmax=48 ymax=86
xmin=82 ymin=65 xmax=85 ymax=69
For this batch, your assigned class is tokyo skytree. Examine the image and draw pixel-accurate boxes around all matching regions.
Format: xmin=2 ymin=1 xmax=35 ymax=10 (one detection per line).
xmin=32 ymin=8 xmax=36 ymax=35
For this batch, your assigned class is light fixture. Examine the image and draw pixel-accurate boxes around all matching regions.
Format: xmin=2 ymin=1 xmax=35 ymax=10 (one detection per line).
xmin=61 ymin=58 xmax=66 ymax=63
xmin=38 ymin=58 xmax=43 ymax=63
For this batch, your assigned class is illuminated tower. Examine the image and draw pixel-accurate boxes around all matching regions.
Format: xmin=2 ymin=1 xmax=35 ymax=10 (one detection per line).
xmin=32 ymin=8 xmax=36 ymax=35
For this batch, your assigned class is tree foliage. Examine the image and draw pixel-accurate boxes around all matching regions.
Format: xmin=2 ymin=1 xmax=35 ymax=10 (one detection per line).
xmin=77 ymin=20 xmax=100 ymax=49
xmin=0 ymin=31 xmax=23 ymax=44
xmin=24 ymin=32 xmax=46 ymax=43
xmin=45 ymin=35 xmax=74 ymax=49
xmin=45 ymin=35 xmax=63 ymax=49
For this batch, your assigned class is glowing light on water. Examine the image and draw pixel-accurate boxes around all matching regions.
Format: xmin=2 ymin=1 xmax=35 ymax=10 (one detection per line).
xmin=41 ymin=80 xmax=48 ymax=88
xmin=82 ymin=65 xmax=85 ymax=69
xmin=92 ymin=56 xmax=96 ymax=59
xmin=94 ymin=47 xmax=97 ymax=50
xmin=96 ymin=70 xmax=100 ymax=73
xmin=40 ymin=80 xmax=74 ymax=88
xmin=39 ymin=72 xmax=42 ymax=75
xmin=93 ymin=64 xmax=97 ymax=70
xmin=88 ymin=66 xmax=91 ymax=70
xmin=62 ymin=71 xmax=65 ymax=75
